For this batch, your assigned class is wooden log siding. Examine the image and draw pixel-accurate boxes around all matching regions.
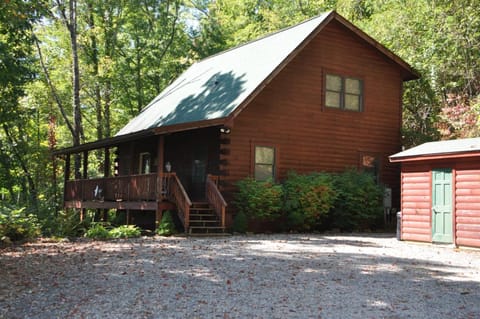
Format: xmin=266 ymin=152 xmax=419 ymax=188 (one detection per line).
xmin=455 ymin=167 xmax=480 ymax=247
xmin=206 ymin=174 xmax=227 ymax=228
xmin=222 ymin=19 xmax=403 ymax=201
xmin=400 ymin=171 xmax=432 ymax=242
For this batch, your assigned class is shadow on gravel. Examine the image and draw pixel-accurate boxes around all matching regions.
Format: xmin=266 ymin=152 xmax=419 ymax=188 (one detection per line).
xmin=1 ymin=235 xmax=479 ymax=319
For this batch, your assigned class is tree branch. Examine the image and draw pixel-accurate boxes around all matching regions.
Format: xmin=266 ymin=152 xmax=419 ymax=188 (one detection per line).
xmin=33 ymin=34 xmax=76 ymax=137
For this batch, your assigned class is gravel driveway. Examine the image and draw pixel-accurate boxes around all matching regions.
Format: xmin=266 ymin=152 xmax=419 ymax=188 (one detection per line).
xmin=1 ymin=234 xmax=479 ymax=319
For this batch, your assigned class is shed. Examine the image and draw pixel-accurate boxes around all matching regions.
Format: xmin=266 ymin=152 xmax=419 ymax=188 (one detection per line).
xmin=390 ymin=137 xmax=480 ymax=248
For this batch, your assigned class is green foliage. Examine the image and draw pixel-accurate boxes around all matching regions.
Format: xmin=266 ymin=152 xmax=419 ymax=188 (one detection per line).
xmin=109 ymin=225 xmax=141 ymax=239
xmin=232 ymin=211 xmax=248 ymax=233
xmin=0 ymin=205 xmax=41 ymax=243
xmin=85 ymin=222 xmax=111 ymax=239
xmin=330 ymin=169 xmax=384 ymax=231
xmin=156 ymin=210 xmax=177 ymax=236
xmin=85 ymin=222 xmax=142 ymax=239
xmin=234 ymin=178 xmax=283 ymax=221
xmin=283 ymin=172 xmax=337 ymax=231
xmin=42 ymin=209 xmax=88 ymax=238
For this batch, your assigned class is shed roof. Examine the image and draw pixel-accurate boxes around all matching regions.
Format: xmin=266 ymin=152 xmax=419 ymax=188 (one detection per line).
xmin=390 ymin=137 xmax=480 ymax=162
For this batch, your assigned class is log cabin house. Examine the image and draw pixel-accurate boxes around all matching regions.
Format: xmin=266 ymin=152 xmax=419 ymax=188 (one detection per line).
xmin=54 ymin=11 xmax=418 ymax=234
xmin=390 ymin=137 xmax=480 ymax=248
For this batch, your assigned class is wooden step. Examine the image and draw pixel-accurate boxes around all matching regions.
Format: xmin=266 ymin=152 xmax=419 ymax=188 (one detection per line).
xmin=188 ymin=201 xmax=225 ymax=236
xmin=189 ymin=226 xmax=226 ymax=235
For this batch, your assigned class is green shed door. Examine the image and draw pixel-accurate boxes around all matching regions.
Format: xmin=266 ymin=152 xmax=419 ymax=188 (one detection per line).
xmin=432 ymin=169 xmax=453 ymax=243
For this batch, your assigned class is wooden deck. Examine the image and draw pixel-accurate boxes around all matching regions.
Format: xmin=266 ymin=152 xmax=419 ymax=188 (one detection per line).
xmin=64 ymin=172 xmax=227 ymax=232
xmin=64 ymin=173 xmax=159 ymax=210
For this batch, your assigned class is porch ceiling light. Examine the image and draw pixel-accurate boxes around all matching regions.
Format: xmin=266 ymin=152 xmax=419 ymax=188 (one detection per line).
xmin=220 ymin=126 xmax=231 ymax=134
xmin=165 ymin=161 xmax=172 ymax=172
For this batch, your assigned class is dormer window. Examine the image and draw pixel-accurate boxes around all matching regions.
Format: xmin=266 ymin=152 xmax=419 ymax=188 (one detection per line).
xmin=325 ymin=74 xmax=363 ymax=111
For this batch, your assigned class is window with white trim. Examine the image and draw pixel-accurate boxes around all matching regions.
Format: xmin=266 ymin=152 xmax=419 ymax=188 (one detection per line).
xmin=325 ymin=74 xmax=363 ymax=111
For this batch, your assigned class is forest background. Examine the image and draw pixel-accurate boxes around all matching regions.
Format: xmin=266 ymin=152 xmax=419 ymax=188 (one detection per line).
xmin=0 ymin=0 xmax=479 ymax=233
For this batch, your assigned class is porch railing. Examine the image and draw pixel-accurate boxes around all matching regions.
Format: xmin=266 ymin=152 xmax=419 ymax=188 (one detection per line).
xmin=64 ymin=173 xmax=157 ymax=202
xmin=206 ymin=174 xmax=227 ymax=228
xmin=64 ymin=172 xmax=224 ymax=233
xmin=165 ymin=173 xmax=192 ymax=230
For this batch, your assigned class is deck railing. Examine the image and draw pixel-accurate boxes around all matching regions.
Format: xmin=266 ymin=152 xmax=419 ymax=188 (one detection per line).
xmin=64 ymin=172 xmax=225 ymax=233
xmin=166 ymin=173 xmax=192 ymax=230
xmin=64 ymin=173 xmax=157 ymax=202
xmin=206 ymin=174 xmax=227 ymax=228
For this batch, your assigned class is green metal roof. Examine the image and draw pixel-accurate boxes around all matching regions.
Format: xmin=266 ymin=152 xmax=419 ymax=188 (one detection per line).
xmin=116 ymin=12 xmax=334 ymax=136
xmin=116 ymin=11 xmax=418 ymax=137
xmin=51 ymin=10 xmax=419 ymax=158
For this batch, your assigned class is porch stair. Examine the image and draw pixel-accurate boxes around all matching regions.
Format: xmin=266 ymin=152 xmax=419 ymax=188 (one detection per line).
xmin=188 ymin=202 xmax=226 ymax=236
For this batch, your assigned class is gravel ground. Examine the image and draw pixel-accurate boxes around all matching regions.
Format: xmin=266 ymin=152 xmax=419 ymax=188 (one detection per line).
xmin=1 ymin=233 xmax=479 ymax=319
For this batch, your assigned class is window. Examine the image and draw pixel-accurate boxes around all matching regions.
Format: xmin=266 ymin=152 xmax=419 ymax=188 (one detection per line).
xmin=254 ymin=146 xmax=275 ymax=181
xmin=325 ymin=74 xmax=363 ymax=111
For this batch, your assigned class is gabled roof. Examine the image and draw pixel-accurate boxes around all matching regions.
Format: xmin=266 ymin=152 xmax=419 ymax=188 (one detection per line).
xmin=116 ymin=10 xmax=418 ymax=137
xmin=390 ymin=137 xmax=480 ymax=162
xmin=55 ymin=11 xmax=418 ymax=155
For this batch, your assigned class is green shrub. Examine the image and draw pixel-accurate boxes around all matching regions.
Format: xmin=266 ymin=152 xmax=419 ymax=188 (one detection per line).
xmin=234 ymin=178 xmax=283 ymax=221
xmin=232 ymin=211 xmax=248 ymax=233
xmin=330 ymin=169 xmax=384 ymax=231
xmin=156 ymin=210 xmax=177 ymax=236
xmin=85 ymin=222 xmax=111 ymax=239
xmin=283 ymin=172 xmax=337 ymax=231
xmin=109 ymin=225 xmax=141 ymax=238
xmin=0 ymin=205 xmax=41 ymax=243
xmin=44 ymin=209 xmax=88 ymax=238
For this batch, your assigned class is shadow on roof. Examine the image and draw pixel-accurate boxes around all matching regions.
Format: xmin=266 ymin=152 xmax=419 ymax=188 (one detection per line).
xmin=153 ymin=71 xmax=247 ymax=127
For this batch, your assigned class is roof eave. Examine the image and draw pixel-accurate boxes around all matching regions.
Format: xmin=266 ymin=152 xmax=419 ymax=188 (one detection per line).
xmin=389 ymin=151 xmax=480 ymax=163
xmin=52 ymin=129 xmax=157 ymax=156
xmin=153 ymin=118 xmax=227 ymax=135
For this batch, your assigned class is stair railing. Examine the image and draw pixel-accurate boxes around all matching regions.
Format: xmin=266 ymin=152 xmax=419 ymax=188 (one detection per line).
xmin=206 ymin=174 xmax=227 ymax=228
xmin=166 ymin=172 xmax=192 ymax=231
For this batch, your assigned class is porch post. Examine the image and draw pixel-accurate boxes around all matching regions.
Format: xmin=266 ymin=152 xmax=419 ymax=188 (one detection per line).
xmin=103 ymin=147 xmax=110 ymax=221
xmin=82 ymin=150 xmax=88 ymax=179
xmin=156 ymin=135 xmax=165 ymax=227
xmin=104 ymin=147 xmax=111 ymax=177
xmin=64 ymin=154 xmax=71 ymax=204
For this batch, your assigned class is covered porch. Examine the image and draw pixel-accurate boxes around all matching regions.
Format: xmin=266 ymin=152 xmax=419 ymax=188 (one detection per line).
xmin=56 ymin=126 xmax=229 ymax=233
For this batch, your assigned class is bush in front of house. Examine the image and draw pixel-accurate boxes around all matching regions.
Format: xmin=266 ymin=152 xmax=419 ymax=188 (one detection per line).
xmin=86 ymin=222 xmax=142 ymax=239
xmin=109 ymin=225 xmax=141 ymax=238
xmin=330 ymin=169 xmax=384 ymax=231
xmin=283 ymin=172 xmax=337 ymax=231
xmin=234 ymin=177 xmax=283 ymax=221
xmin=0 ymin=205 xmax=41 ymax=243
xmin=85 ymin=222 xmax=111 ymax=239
xmin=156 ymin=210 xmax=177 ymax=236
xmin=234 ymin=169 xmax=385 ymax=233
xmin=232 ymin=211 xmax=248 ymax=233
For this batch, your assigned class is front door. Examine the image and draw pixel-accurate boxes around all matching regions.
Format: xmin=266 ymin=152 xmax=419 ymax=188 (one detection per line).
xmin=190 ymin=145 xmax=207 ymax=200
xmin=432 ymin=169 xmax=453 ymax=243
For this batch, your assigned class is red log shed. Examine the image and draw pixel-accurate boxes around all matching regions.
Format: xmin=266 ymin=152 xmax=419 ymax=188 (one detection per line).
xmin=390 ymin=137 xmax=480 ymax=248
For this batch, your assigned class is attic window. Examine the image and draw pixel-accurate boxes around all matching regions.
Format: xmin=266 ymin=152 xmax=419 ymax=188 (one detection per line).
xmin=325 ymin=74 xmax=363 ymax=111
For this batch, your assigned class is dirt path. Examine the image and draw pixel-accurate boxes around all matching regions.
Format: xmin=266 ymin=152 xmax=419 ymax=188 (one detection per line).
xmin=1 ymin=234 xmax=479 ymax=318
